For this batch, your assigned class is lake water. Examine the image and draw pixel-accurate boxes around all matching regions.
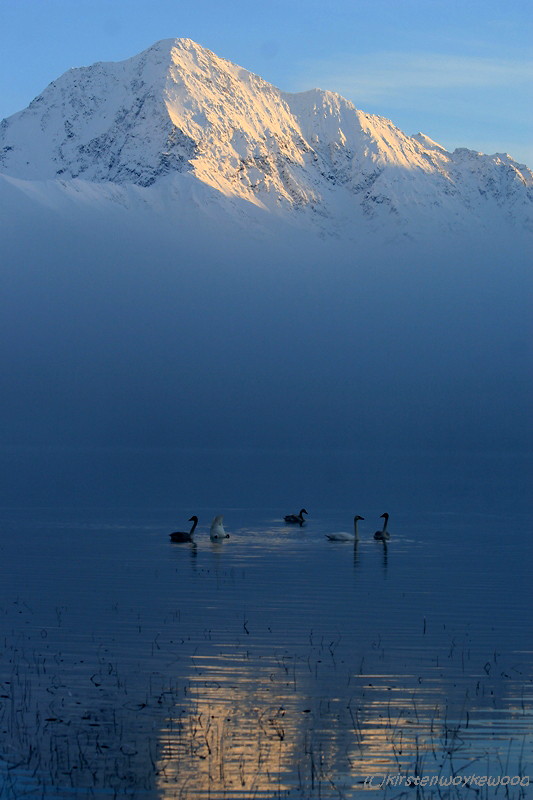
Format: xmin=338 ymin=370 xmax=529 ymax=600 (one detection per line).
xmin=0 ymin=503 xmax=531 ymax=799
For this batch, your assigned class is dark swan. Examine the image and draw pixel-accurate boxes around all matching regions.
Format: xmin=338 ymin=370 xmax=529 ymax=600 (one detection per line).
xmin=284 ymin=508 xmax=308 ymax=526
xmin=169 ymin=515 xmax=198 ymax=543
xmin=374 ymin=513 xmax=391 ymax=541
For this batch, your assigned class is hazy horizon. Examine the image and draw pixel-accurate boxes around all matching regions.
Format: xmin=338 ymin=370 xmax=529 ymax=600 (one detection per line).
xmin=1 ymin=186 xmax=530 ymax=512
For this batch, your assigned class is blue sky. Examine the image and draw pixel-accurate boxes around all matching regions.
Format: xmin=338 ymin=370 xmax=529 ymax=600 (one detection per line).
xmin=0 ymin=0 xmax=532 ymax=165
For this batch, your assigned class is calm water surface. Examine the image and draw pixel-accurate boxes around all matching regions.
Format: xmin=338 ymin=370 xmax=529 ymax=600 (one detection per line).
xmin=0 ymin=506 xmax=531 ymax=798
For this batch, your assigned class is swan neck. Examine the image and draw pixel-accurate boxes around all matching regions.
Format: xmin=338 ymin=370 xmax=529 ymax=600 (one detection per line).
xmin=353 ymin=518 xmax=360 ymax=539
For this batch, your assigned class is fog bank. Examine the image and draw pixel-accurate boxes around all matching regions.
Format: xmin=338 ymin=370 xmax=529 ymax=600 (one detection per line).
xmin=1 ymin=185 xmax=531 ymax=509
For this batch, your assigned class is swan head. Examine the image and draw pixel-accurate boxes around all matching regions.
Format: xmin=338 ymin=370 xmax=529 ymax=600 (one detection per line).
xmin=300 ymin=509 xmax=308 ymax=516
xmin=189 ymin=516 xmax=198 ymax=524
xmin=380 ymin=513 xmax=389 ymax=521
xmin=353 ymin=515 xmax=364 ymax=522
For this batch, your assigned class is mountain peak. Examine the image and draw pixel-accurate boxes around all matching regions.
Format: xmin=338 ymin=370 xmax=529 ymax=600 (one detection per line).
xmin=411 ymin=132 xmax=447 ymax=153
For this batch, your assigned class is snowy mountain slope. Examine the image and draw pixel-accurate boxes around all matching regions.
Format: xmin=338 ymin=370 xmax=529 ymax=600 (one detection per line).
xmin=1 ymin=37 xmax=532 ymax=237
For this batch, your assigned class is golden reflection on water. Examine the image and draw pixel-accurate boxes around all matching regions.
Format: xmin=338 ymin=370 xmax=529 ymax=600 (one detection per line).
xmin=153 ymin=656 xmax=455 ymax=797
xmin=154 ymin=643 xmax=533 ymax=799
xmin=155 ymin=659 xmax=299 ymax=796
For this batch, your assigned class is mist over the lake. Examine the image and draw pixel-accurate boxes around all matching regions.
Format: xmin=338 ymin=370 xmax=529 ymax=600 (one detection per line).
xmin=1 ymin=185 xmax=530 ymax=511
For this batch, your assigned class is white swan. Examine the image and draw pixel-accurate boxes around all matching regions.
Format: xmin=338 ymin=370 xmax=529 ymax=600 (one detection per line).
xmin=169 ymin=515 xmax=198 ymax=543
xmin=210 ymin=514 xmax=230 ymax=541
xmin=326 ymin=515 xmax=364 ymax=542
xmin=284 ymin=508 xmax=308 ymax=526
xmin=374 ymin=513 xmax=391 ymax=540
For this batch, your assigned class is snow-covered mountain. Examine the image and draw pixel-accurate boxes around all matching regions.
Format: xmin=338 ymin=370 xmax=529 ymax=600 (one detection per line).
xmin=1 ymin=37 xmax=532 ymax=238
